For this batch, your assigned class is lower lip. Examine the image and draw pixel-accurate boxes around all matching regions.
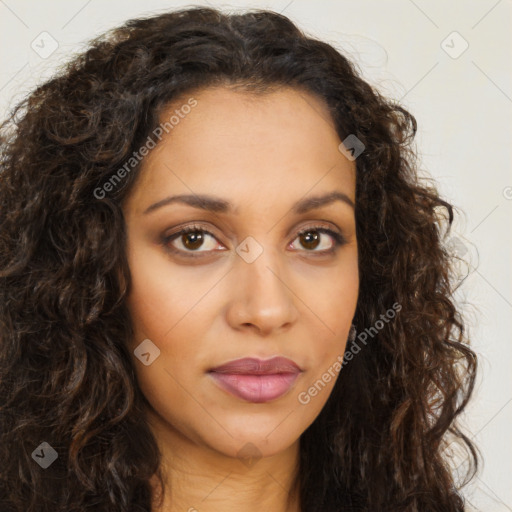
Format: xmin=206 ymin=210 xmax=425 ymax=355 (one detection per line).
xmin=208 ymin=372 xmax=300 ymax=403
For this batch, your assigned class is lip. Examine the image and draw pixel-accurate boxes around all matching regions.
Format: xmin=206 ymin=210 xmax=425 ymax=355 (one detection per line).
xmin=208 ymin=356 xmax=302 ymax=403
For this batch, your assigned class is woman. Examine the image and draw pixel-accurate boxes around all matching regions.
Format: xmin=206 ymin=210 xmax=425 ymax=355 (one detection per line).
xmin=0 ymin=6 xmax=478 ymax=511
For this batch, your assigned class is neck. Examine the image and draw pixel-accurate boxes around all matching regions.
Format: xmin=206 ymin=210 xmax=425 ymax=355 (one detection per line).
xmin=147 ymin=410 xmax=301 ymax=512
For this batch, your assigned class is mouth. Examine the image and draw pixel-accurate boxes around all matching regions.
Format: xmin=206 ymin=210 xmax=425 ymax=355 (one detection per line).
xmin=207 ymin=356 xmax=302 ymax=403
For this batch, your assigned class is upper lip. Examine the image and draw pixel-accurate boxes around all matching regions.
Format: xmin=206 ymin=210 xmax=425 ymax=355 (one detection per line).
xmin=209 ymin=356 xmax=302 ymax=375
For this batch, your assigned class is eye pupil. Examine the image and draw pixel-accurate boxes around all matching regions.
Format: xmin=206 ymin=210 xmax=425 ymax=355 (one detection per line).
xmin=300 ymin=231 xmax=320 ymax=250
xmin=183 ymin=231 xmax=204 ymax=250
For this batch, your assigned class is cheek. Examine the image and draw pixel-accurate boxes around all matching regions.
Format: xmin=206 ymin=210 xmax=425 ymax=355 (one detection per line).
xmin=298 ymin=250 xmax=359 ymax=333
xmin=124 ymin=244 xmax=218 ymax=376
xmin=126 ymin=278 xmax=208 ymax=435
xmin=296 ymin=254 xmax=358 ymax=388
xmin=125 ymin=242 xmax=214 ymax=343
xmin=125 ymin=277 xmax=208 ymax=384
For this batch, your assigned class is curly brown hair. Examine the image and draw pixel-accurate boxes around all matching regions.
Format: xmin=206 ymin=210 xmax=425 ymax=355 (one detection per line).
xmin=0 ymin=6 xmax=478 ymax=512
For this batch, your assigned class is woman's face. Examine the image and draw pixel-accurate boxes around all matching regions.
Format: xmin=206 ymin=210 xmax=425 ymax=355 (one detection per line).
xmin=122 ymin=85 xmax=358 ymax=461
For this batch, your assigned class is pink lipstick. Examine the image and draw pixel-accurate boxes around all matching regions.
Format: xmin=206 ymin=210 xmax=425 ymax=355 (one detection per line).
xmin=208 ymin=356 xmax=302 ymax=403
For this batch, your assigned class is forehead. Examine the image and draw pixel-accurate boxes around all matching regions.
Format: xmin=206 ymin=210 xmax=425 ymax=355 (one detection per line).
xmin=124 ymin=86 xmax=355 ymax=214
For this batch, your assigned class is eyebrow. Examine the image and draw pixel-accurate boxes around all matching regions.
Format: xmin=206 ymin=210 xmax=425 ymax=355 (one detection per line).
xmin=142 ymin=190 xmax=354 ymax=216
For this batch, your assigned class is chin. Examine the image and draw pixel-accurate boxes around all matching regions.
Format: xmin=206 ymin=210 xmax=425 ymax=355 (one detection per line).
xmin=195 ymin=416 xmax=303 ymax=461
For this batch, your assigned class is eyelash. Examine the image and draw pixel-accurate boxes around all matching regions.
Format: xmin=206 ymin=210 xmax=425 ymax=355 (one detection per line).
xmin=162 ymin=223 xmax=347 ymax=259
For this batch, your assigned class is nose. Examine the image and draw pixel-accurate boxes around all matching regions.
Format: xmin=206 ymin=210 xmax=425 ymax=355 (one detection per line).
xmin=225 ymin=245 xmax=300 ymax=336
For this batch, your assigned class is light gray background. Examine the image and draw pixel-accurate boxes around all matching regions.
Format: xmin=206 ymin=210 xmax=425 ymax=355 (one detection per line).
xmin=1 ymin=0 xmax=510 ymax=510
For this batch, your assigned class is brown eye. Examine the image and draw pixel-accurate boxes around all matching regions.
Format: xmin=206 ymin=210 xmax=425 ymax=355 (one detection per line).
xmin=163 ymin=225 xmax=222 ymax=257
xmin=291 ymin=227 xmax=345 ymax=253
xmin=298 ymin=230 xmax=321 ymax=250
xmin=180 ymin=230 xmax=205 ymax=250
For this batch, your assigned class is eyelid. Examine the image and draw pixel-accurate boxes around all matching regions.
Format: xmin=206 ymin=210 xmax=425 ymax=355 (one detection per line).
xmin=162 ymin=221 xmax=346 ymax=258
xmin=291 ymin=223 xmax=347 ymax=252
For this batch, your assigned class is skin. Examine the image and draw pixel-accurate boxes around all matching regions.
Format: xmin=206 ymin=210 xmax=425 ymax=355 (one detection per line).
xmin=122 ymin=85 xmax=359 ymax=512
